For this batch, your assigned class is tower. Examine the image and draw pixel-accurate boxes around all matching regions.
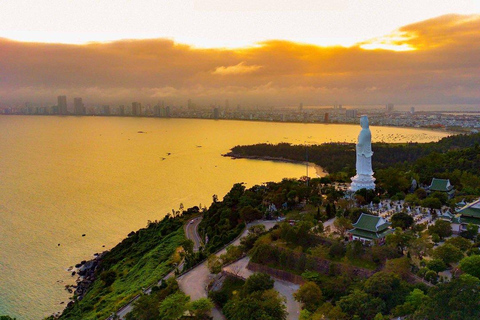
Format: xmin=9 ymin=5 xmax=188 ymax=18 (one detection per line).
xmin=57 ymin=95 xmax=67 ymax=115
xmin=74 ymin=97 xmax=85 ymax=115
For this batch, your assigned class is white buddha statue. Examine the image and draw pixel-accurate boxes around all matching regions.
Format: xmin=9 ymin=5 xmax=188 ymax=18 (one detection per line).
xmin=349 ymin=115 xmax=375 ymax=191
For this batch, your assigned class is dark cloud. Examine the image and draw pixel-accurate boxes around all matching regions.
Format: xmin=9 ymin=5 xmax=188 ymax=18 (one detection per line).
xmin=1 ymin=14 xmax=479 ymax=106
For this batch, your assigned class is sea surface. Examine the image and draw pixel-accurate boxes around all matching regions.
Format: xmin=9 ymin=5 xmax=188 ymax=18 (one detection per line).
xmin=0 ymin=116 xmax=450 ymax=319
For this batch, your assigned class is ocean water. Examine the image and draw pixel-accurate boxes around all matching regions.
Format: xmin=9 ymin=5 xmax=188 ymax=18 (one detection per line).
xmin=0 ymin=116 xmax=449 ymax=319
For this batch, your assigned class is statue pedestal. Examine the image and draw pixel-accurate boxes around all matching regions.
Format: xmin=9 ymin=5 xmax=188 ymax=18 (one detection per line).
xmin=349 ymin=174 xmax=376 ymax=192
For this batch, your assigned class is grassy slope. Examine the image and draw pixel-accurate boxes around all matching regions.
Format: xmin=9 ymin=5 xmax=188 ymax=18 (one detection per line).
xmin=60 ymin=218 xmax=185 ymax=320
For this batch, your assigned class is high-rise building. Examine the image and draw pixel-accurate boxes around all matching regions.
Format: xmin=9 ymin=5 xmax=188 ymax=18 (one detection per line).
xmin=410 ymin=107 xmax=415 ymax=114
xmin=213 ymin=107 xmax=220 ymax=119
xmin=346 ymin=109 xmax=358 ymax=118
xmin=119 ymin=105 xmax=125 ymax=116
xmin=132 ymin=102 xmax=142 ymax=116
xmin=299 ymin=102 xmax=303 ymax=112
xmin=74 ymin=97 xmax=85 ymax=115
xmin=165 ymin=106 xmax=171 ymax=117
xmin=324 ymin=113 xmax=330 ymax=123
xmin=57 ymin=95 xmax=67 ymax=115
xmin=386 ymin=103 xmax=394 ymax=112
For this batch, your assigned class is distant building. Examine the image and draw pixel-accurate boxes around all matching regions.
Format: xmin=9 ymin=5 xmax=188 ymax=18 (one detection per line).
xmin=299 ymin=102 xmax=303 ymax=112
xmin=386 ymin=103 xmax=394 ymax=112
xmin=452 ymin=199 xmax=480 ymax=233
xmin=132 ymin=102 xmax=142 ymax=116
xmin=348 ymin=213 xmax=393 ymax=245
xmin=213 ymin=107 xmax=219 ymax=119
xmin=74 ymin=97 xmax=85 ymax=115
xmin=427 ymin=178 xmax=455 ymax=199
xmin=165 ymin=106 xmax=171 ymax=117
xmin=324 ymin=113 xmax=329 ymax=123
xmin=57 ymin=95 xmax=67 ymax=115
xmin=346 ymin=109 xmax=358 ymax=118
xmin=118 ymin=105 xmax=125 ymax=116
xmin=410 ymin=107 xmax=415 ymax=114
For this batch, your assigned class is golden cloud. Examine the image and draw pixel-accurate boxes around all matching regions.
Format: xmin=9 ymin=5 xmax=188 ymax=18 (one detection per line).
xmin=1 ymin=14 xmax=479 ymax=106
xmin=212 ymin=62 xmax=262 ymax=75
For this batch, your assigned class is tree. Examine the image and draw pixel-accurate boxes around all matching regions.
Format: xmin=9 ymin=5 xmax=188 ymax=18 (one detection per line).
xmin=392 ymin=288 xmax=427 ymax=317
xmin=220 ymin=245 xmax=244 ymax=264
xmin=294 ymin=281 xmax=323 ymax=312
xmin=386 ymin=228 xmax=413 ymax=254
xmin=404 ymin=194 xmax=420 ymax=206
xmin=207 ymin=254 xmax=222 ymax=274
xmin=239 ymin=205 xmax=263 ymax=223
xmin=363 ymin=271 xmax=408 ymax=312
xmin=334 ymin=217 xmax=353 ymax=238
xmin=385 ymin=257 xmax=411 ymax=280
xmin=390 ymin=212 xmax=414 ymax=230
xmin=182 ymin=239 xmax=194 ymax=255
xmin=413 ymin=274 xmax=480 ymax=320
xmin=188 ymin=298 xmax=214 ymax=319
xmin=421 ymin=197 xmax=442 ymax=210
xmin=375 ymin=167 xmax=410 ymax=196
xmin=430 ymin=191 xmax=448 ymax=205
xmin=459 ymin=255 xmax=480 ymax=279
xmin=408 ymin=234 xmax=433 ymax=259
xmin=0 ymin=317 xmax=16 ymax=320
xmin=243 ymin=273 xmax=274 ymax=295
xmin=312 ymin=221 xmax=324 ymax=235
xmin=223 ymin=289 xmax=287 ymax=320
xmin=346 ymin=240 xmax=364 ymax=261
xmin=428 ymin=220 xmax=452 ymax=240
xmin=328 ymin=241 xmax=346 ymax=258
xmin=445 ymin=236 xmax=472 ymax=251
xmin=432 ymin=243 xmax=464 ymax=265
xmin=414 ymin=188 xmax=427 ymax=200
xmin=426 ymin=259 xmax=447 ymax=273
xmin=461 ymin=223 xmax=479 ymax=240
xmin=312 ymin=302 xmax=347 ymax=320
xmin=158 ymin=292 xmax=190 ymax=320
xmin=337 ymin=289 xmax=385 ymax=319
xmin=424 ymin=270 xmax=438 ymax=284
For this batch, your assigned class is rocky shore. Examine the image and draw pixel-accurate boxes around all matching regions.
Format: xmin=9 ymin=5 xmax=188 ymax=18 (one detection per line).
xmin=63 ymin=252 xmax=106 ymax=308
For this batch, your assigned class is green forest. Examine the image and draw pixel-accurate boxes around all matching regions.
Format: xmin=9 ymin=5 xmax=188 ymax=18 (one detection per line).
xmin=228 ymin=133 xmax=480 ymax=196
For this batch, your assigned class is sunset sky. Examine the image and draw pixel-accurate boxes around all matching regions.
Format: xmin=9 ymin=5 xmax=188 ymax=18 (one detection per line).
xmin=1 ymin=1 xmax=480 ymax=106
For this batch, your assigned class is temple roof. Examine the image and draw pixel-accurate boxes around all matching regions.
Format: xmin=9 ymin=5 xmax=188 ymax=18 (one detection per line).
xmin=429 ymin=178 xmax=453 ymax=192
xmin=351 ymin=213 xmax=390 ymax=232
xmin=457 ymin=198 xmax=480 ymax=218
xmin=349 ymin=227 xmax=393 ymax=239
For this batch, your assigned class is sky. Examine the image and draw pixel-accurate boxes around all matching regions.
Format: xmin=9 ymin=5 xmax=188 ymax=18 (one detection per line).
xmin=1 ymin=1 xmax=480 ymax=106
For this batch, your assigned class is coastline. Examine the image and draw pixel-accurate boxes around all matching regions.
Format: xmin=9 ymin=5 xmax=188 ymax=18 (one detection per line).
xmin=0 ymin=114 xmax=458 ymax=135
xmin=222 ymin=152 xmax=327 ymax=177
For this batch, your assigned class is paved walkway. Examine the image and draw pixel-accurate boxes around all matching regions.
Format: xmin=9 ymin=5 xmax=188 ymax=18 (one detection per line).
xmin=178 ymin=220 xmax=278 ymax=320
